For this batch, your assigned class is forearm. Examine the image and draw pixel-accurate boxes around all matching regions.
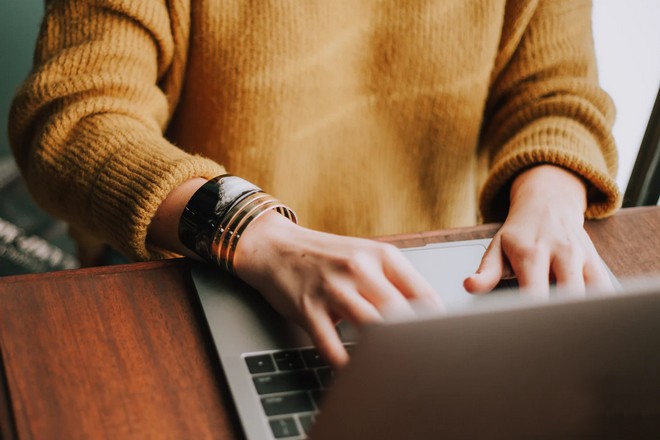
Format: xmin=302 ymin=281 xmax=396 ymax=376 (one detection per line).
xmin=478 ymin=0 xmax=619 ymax=223
xmin=9 ymin=0 xmax=224 ymax=261
xmin=147 ymin=177 xmax=208 ymax=259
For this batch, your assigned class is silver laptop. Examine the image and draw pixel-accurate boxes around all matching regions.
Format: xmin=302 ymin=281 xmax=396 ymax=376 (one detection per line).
xmin=191 ymin=239 xmax=658 ymax=439
xmin=310 ymin=277 xmax=660 ymax=439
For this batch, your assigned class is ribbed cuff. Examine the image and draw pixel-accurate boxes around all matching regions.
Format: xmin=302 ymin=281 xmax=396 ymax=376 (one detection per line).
xmin=480 ymin=116 xmax=622 ymax=222
xmin=90 ymin=130 xmax=224 ymax=261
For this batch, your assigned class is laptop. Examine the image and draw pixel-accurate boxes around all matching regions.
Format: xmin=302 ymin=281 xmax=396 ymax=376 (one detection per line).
xmin=191 ymin=239 xmax=659 ymax=439
xmin=309 ymin=277 xmax=660 ymax=439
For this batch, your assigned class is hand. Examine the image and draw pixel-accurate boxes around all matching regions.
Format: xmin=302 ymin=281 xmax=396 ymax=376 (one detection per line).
xmin=233 ymin=211 xmax=443 ymax=367
xmin=147 ymin=178 xmax=442 ymax=368
xmin=464 ymin=165 xmax=613 ymax=296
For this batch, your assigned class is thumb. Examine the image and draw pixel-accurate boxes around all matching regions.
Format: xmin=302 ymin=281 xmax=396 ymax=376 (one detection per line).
xmin=464 ymin=235 xmax=505 ymax=294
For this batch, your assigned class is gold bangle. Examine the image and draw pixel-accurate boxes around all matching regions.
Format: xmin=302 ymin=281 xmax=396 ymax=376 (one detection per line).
xmin=215 ymin=194 xmax=275 ymax=270
xmin=210 ymin=192 xmax=269 ymax=262
xmin=211 ymin=192 xmax=297 ymax=274
xmin=223 ymin=198 xmax=284 ymax=272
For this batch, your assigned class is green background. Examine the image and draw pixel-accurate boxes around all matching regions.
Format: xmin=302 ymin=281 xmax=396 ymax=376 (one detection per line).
xmin=0 ymin=1 xmax=82 ymax=276
xmin=1 ymin=0 xmax=43 ymax=159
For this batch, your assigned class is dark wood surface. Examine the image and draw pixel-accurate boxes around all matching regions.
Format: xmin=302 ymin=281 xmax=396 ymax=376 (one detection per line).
xmin=1 ymin=206 xmax=659 ymax=440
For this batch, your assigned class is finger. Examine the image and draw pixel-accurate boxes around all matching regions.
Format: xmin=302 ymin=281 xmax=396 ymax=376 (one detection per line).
xmin=550 ymin=252 xmax=586 ymax=296
xmin=583 ymin=258 xmax=615 ymax=293
xmin=357 ymin=274 xmax=417 ymax=319
xmin=579 ymin=234 xmax=615 ymax=293
xmin=381 ymin=247 xmax=444 ymax=310
xmin=509 ymin=245 xmax=551 ymax=297
xmin=306 ymin=312 xmax=349 ymax=368
xmin=464 ymin=235 xmax=505 ymax=294
xmin=328 ymin=285 xmax=384 ymax=326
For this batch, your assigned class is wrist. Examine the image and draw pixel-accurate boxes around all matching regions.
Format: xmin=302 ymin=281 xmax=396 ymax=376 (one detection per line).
xmin=172 ymin=174 xmax=297 ymax=272
xmin=510 ymin=165 xmax=587 ymax=214
xmin=232 ymin=210 xmax=301 ymax=281
xmin=147 ymin=177 xmax=208 ymax=259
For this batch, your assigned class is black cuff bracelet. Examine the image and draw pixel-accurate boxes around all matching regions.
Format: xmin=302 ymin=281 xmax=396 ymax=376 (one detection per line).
xmin=178 ymin=175 xmax=261 ymax=262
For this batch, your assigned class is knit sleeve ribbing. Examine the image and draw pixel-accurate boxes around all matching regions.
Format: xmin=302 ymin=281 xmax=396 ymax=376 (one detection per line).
xmin=8 ymin=0 xmax=224 ymax=260
xmin=479 ymin=0 xmax=621 ymax=222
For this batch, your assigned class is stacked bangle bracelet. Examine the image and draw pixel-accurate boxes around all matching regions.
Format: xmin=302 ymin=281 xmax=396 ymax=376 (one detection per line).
xmin=178 ymin=175 xmax=297 ymax=273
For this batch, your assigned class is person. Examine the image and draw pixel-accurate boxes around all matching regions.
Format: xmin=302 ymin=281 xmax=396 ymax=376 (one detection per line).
xmin=9 ymin=0 xmax=620 ymax=367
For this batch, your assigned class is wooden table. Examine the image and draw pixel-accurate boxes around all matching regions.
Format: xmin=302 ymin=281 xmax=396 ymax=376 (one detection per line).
xmin=1 ymin=206 xmax=659 ymax=439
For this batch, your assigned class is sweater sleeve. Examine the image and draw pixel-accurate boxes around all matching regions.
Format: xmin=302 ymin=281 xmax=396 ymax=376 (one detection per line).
xmin=8 ymin=0 xmax=224 ymax=260
xmin=478 ymin=0 xmax=621 ymax=222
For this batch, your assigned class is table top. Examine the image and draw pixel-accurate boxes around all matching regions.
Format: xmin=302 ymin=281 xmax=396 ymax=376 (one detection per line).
xmin=1 ymin=206 xmax=659 ymax=439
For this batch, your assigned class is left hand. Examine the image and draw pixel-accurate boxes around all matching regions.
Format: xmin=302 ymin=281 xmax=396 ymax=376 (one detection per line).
xmin=464 ymin=164 xmax=613 ymax=296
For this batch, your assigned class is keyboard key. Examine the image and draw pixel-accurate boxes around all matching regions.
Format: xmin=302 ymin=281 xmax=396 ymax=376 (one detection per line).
xmin=301 ymin=348 xmax=328 ymax=368
xmin=496 ymin=277 xmax=519 ymax=290
xmin=261 ymin=393 xmax=315 ymax=416
xmin=253 ymin=371 xmax=319 ymax=395
xmin=299 ymin=414 xmax=316 ymax=435
xmin=316 ymin=367 xmax=334 ymax=388
xmin=311 ymin=390 xmax=325 ymax=408
xmin=245 ymin=354 xmax=276 ymax=374
xmin=273 ymin=350 xmax=305 ymax=370
xmin=269 ymin=417 xmax=299 ymax=438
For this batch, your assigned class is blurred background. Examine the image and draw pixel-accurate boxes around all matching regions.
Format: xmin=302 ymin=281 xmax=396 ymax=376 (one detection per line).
xmin=1 ymin=1 xmax=79 ymax=275
xmin=1 ymin=0 xmax=659 ymax=276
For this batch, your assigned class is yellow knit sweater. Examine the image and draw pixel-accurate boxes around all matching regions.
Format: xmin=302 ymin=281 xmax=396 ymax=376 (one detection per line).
xmin=9 ymin=0 xmax=620 ymax=261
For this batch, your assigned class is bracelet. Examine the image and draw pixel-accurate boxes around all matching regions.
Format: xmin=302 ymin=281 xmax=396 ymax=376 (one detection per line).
xmin=211 ymin=192 xmax=272 ymax=265
xmin=178 ymin=174 xmax=297 ymax=272
xmin=213 ymin=193 xmax=294 ymax=273
xmin=178 ymin=175 xmax=260 ymax=262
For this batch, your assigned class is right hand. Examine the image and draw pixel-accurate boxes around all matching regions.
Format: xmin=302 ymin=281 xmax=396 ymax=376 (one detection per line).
xmin=233 ymin=211 xmax=443 ymax=368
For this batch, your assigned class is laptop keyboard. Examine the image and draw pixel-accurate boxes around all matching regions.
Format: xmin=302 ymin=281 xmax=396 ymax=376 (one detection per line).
xmin=244 ymin=345 xmax=354 ymax=439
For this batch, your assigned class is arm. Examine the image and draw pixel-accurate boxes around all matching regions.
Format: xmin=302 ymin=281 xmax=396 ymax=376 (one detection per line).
xmin=148 ymin=178 xmax=443 ymax=367
xmin=8 ymin=0 xmax=223 ymax=261
xmin=466 ymin=0 xmax=620 ymax=294
xmin=12 ymin=1 xmax=440 ymax=368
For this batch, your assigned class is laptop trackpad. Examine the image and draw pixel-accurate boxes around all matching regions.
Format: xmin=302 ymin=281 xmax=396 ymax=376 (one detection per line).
xmin=339 ymin=241 xmax=488 ymax=342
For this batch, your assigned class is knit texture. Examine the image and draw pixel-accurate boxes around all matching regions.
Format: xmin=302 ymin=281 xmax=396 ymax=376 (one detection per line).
xmin=9 ymin=0 xmax=620 ymax=261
